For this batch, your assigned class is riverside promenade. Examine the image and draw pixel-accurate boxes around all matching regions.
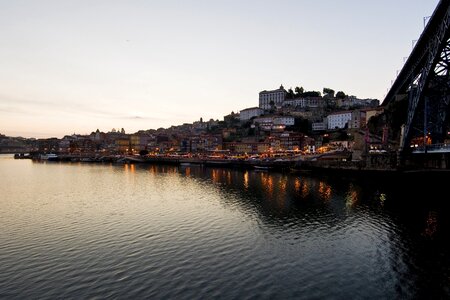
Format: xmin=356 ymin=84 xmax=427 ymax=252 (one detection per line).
xmin=18 ymin=150 xmax=449 ymax=176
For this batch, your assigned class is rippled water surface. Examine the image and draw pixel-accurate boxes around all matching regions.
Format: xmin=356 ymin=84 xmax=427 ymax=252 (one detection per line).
xmin=0 ymin=155 xmax=449 ymax=299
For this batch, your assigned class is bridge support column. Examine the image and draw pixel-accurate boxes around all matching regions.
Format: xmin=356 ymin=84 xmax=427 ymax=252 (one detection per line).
xmin=396 ymin=151 xmax=404 ymax=169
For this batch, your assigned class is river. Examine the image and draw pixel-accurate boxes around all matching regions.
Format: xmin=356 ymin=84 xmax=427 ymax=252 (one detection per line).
xmin=0 ymin=154 xmax=448 ymax=299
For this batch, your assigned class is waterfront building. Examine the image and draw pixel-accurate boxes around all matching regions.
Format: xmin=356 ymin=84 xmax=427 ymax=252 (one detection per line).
xmin=115 ymin=138 xmax=130 ymax=154
xmin=130 ymin=135 xmax=141 ymax=152
xmin=201 ymin=134 xmax=223 ymax=151
xmin=269 ymin=138 xmax=281 ymax=151
xmin=129 ymin=134 xmax=154 ymax=152
xmin=234 ymin=141 xmax=270 ymax=154
xmin=259 ymin=85 xmax=287 ymax=111
xmin=181 ymin=134 xmax=223 ymax=153
xmin=277 ymin=132 xmax=304 ymax=150
xmin=327 ymin=111 xmax=352 ymax=129
xmin=234 ymin=143 xmax=253 ymax=154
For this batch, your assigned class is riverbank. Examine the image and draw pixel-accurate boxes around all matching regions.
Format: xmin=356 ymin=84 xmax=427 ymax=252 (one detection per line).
xmin=24 ymin=153 xmax=294 ymax=171
xmin=15 ymin=151 xmax=449 ymax=177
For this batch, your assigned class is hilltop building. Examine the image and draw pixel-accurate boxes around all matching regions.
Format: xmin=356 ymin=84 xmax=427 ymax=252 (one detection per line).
xmin=259 ymin=85 xmax=287 ymax=111
xmin=239 ymin=107 xmax=263 ymax=121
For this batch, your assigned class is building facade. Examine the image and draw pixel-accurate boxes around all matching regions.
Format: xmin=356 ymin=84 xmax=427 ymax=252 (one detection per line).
xmin=312 ymin=122 xmax=327 ymax=131
xmin=259 ymin=85 xmax=287 ymax=110
xmin=327 ymin=111 xmax=352 ymax=129
xmin=349 ymin=110 xmax=367 ymax=129
xmin=239 ymin=107 xmax=264 ymax=121
xmin=273 ymin=116 xmax=295 ymax=126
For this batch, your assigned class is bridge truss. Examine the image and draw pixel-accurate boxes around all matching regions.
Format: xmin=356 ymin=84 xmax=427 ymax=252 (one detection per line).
xmin=383 ymin=0 xmax=450 ymax=152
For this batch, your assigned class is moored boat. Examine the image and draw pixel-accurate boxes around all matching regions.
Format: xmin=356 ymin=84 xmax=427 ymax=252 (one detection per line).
xmin=39 ymin=153 xmax=58 ymax=161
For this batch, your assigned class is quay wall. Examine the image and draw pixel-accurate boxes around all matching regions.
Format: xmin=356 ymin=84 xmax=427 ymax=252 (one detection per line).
xmin=19 ymin=151 xmax=450 ymax=175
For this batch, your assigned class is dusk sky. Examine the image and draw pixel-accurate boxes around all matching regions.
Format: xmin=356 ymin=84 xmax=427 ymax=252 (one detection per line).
xmin=0 ymin=0 xmax=440 ymax=138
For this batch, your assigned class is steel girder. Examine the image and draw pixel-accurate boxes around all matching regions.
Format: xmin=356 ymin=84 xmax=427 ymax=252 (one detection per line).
xmin=401 ymin=5 xmax=450 ymax=151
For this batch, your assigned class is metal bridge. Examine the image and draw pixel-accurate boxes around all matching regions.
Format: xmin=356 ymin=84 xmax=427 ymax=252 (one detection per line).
xmin=382 ymin=0 xmax=450 ymax=154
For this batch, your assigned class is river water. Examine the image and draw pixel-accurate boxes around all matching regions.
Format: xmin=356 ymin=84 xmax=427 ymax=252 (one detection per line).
xmin=0 ymin=154 xmax=448 ymax=299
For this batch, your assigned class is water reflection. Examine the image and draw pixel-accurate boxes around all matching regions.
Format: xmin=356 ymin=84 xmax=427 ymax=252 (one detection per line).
xmin=345 ymin=183 xmax=360 ymax=209
xmin=318 ymin=181 xmax=332 ymax=201
xmin=1 ymin=156 xmax=448 ymax=299
xmin=243 ymin=171 xmax=249 ymax=189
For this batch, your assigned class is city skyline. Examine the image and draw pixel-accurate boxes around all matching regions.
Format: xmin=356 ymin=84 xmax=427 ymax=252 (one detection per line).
xmin=0 ymin=0 xmax=440 ymax=138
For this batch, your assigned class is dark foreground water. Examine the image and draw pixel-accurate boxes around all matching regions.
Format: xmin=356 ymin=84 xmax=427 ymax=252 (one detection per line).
xmin=0 ymin=155 xmax=448 ymax=299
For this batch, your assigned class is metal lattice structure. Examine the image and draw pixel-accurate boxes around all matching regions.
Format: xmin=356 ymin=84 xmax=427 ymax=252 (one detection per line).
xmin=382 ymin=0 xmax=450 ymax=152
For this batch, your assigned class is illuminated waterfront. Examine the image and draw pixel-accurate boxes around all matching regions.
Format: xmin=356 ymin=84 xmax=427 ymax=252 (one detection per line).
xmin=0 ymin=155 xmax=448 ymax=299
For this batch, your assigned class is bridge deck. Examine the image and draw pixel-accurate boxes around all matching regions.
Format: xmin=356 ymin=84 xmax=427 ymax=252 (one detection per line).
xmin=382 ymin=0 xmax=450 ymax=106
xmin=411 ymin=143 xmax=450 ymax=153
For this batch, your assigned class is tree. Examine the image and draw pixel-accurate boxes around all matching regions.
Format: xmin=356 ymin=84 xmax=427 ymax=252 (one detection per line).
xmin=336 ymin=91 xmax=346 ymax=99
xmin=302 ymin=91 xmax=321 ymax=97
xmin=323 ymin=88 xmax=335 ymax=98
xmin=288 ymin=117 xmax=310 ymax=133
xmin=286 ymin=88 xmax=295 ymax=99
xmin=295 ymin=86 xmax=304 ymax=95
xmin=269 ymin=100 xmax=275 ymax=113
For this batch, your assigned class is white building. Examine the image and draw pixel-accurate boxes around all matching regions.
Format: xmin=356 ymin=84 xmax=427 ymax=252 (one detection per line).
xmin=327 ymin=111 xmax=352 ymax=129
xmin=259 ymin=85 xmax=287 ymax=110
xmin=253 ymin=116 xmax=274 ymax=131
xmin=239 ymin=107 xmax=264 ymax=121
xmin=305 ymin=97 xmax=322 ymax=108
xmin=253 ymin=115 xmax=295 ymax=131
xmin=282 ymin=97 xmax=324 ymax=109
xmin=283 ymin=98 xmax=306 ymax=108
xmin=273 ymin=116 xmax=295 ymax=126
xmin=337 ymin=96 xmax=379 ymax=108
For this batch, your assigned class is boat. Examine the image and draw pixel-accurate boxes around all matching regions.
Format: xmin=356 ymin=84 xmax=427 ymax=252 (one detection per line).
xmin=253 ymin=165 xmax=272 ymax=171
xmin=14 ymin=153 xmax=31 ymax=159
xmin=203 ymin=159 xmax=231 ymax=167
xmin=80 ymin=157 xmax=96 ymax=162
xmin=179 ymin=158 xmax=203 ymax=165
xmin=254 ymin=165 xmax=272 ymax=169
xmin=39 ymin=153 xmax=58 ymax=161
xmin=116 ymin=155 xmax=146 ymax=164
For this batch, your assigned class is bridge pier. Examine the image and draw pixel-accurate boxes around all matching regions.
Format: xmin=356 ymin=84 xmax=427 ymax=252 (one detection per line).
xmin=402 ymin=152 xmax=450 ymax=170
xmin=442 ymin=153 xmax=448 ymax=169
